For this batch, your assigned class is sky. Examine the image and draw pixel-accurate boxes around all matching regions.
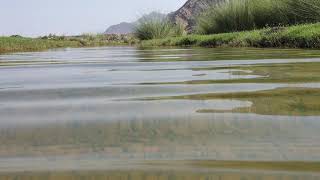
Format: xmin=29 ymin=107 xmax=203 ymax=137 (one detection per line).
xmin=0 ymin=0 xmax=186 ymax=37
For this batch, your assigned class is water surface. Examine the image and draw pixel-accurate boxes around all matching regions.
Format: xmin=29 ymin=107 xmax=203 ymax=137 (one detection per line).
xmin=0 ymin=47 xmax=320 ymax=179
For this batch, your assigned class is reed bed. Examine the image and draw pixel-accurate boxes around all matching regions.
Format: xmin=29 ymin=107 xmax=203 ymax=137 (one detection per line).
xmin=134 ymin=14 xmax=186 ymax=40
xmin=197 ymin=0 xmax=320 ymax=34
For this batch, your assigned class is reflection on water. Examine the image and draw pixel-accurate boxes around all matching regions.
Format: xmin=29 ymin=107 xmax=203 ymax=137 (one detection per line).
xmin=1 ymin=47 xmax=320 ymax=179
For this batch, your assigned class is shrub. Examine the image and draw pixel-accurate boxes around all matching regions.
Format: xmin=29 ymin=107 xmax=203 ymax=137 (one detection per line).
xmin=197 ymin=0 xmax=284 ymax=34
xmin=134 ymin=14 xmax=186 ymax=40
xmin=196 ymin=0 xmax=320 ymax=34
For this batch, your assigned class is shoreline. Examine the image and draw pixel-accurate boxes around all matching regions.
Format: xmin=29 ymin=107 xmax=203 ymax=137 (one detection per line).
xmin=141 ymin=23 xmax=320 ymax=49
xmin=2 ymin=23 xmax=320 ymax=55
xmin=0 ymin=35 xmax=136 ymax=54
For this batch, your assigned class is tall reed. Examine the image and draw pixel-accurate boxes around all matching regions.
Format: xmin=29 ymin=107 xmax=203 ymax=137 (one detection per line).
xmin=285 ymin=0 xmax=320 ymax=24
xmin=197 ymin=0 xmax=320 ymax=34
xmin=134 ymin=15 xmax=186 ymax=40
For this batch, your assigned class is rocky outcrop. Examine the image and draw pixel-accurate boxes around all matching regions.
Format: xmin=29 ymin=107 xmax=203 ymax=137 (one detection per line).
xmin=169 ymin=0 xmax=225 ymax=32
xmin=105 ymin=0 xmax=225 ymax=34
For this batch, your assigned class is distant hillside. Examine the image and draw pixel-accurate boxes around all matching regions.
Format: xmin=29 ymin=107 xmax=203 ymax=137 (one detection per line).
xmin=105 ymin=0 xmax=223 ymax=35
xmin=105 ymin=12 xmax=166 ymax=35
xmin=169 ymin=0 xmax=225 ymax=32
xmin=105 ymin=22 xmax=135 ymax=35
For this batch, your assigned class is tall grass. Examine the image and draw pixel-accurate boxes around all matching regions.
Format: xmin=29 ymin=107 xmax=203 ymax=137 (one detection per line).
xmin=134 ymin=15 xmax=186 ymax=40
xmin=142 ymin=23 xmax=320 ymax=49
xmin=197 ymin=0 xmax=320 ymax=34
xmin=285 ymin=0 xmax=320 ymax=23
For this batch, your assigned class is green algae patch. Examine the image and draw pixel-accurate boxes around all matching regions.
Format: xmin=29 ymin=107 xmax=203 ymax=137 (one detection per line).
xmin=198 ymin=62 xmax=320 ymax=84
xmin=145 ymin=87 xmax=320 ymax=116
xmin=188 ymin=160 xmax=320 ymax=172
xmin=140 ymin=62 xmax=320 ymax=85
xmin=145 ymin=160 xmax=320 ymax=172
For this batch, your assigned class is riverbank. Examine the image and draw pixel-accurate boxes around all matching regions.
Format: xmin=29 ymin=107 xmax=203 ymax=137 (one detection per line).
xmin=141 ymin=23 xmax=320 ymax=49
xmin=2 ymin=23 xmax=320 ymax=54
xmin=0 ymin=34 xmax=136 ymax=54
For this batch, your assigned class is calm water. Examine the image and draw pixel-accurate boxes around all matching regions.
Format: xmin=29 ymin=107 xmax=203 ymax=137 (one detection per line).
xmin=0 ymin=47 xmax=320 ymax=179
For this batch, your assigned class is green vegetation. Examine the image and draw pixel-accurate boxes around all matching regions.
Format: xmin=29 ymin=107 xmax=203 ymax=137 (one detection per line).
xmin=0 ymin=36 xmax=79 ymax=54
xmin=197 ymin=0 xmax=320 ymax=34
xmin=197 ymin=0 xmax=286 ymax=34
xmin=285 ymin=0 xmax=320 ymax=24
xmin=0 ymin=34 xmax=137 ymax=54
xmin=136 ymin=62 xmax=320 ymax=116
xmin=196 ymin=62 xmax=320 ymax=84
xmin=139 ymin=0 xmax=320 ymax=48
xmin=142 ymin=23 xmax=320 ymax=48
xmin=211 ymin=62 xmax=320 ymax=84
xmin=134 ymin=15 xmax=186 ymax=40
xmin=190 ymin=160 xmax=320 ymax=172
xmin=196 ymin=87 xmax=320 ymax=116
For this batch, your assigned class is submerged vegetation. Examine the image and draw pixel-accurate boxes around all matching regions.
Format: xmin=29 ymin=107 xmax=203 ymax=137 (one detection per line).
xmin=143 ymin=87 xmax=320 ymax=116
xmin=140 ymin=62 xmax=320 ymax=84
xmin=196 ymin=87 xmax=320 ymax=116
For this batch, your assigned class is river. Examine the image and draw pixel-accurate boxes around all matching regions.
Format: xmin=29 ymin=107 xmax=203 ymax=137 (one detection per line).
xmin=0 ymin=47 xmax=320 ymax=179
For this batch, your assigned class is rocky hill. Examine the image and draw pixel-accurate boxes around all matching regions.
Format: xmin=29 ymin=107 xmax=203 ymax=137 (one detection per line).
xmin=169 ymin=0 xmax=225 ymax=32
xmin=105 ymin=12 xmax=166 ymax=35
xmin=105 ymin=1 xmax=224 ymax=34
xmin=105 ymin=22 xmax=135 ymax=35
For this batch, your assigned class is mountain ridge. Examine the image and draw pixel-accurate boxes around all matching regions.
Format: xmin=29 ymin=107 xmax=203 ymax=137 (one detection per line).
xmin=105 ymin=22 xmax=135 ymax=35
xmin=105 ymin=0 xmax=224 ymax=34
xmin=169 ymin=0 xmax=225 ymax=32
xmin=104 ymin=12 xmax=166 ymax=35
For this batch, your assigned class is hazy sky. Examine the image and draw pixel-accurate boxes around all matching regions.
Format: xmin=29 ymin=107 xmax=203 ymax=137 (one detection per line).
xmin=0 ymin=0 xmax=186 ymax=37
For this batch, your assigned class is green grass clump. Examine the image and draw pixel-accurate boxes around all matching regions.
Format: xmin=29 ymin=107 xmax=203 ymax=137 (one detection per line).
xmin=134 ymin=15 xmax=186 ymax=40
xmin=197 ymin=0 xmax=287 ymax=34
xmin=197 ymin=0 xmax=320 ymax=34
xmin=285 ymin=0 xmax=320 ymax=24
